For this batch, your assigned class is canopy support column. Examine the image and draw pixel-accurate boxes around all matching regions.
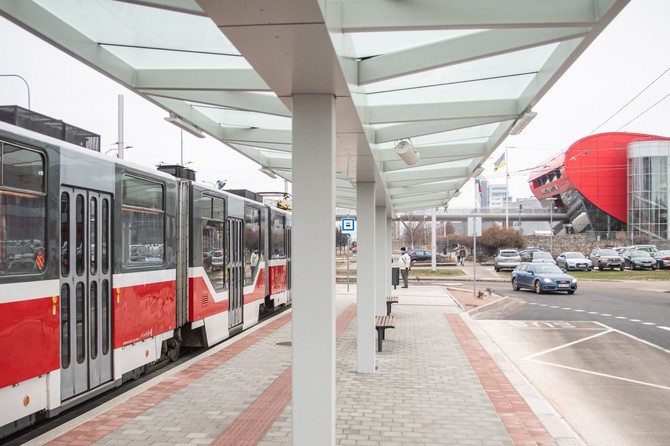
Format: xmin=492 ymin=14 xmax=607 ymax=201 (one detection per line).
xmin=357 ymin=182 xmax=376 ymax=373
xmin=292 ymin=93 xmax=336 ymax=445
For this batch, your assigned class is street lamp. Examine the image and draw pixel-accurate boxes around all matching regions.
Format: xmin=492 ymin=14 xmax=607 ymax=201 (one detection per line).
xmin=547 ymin=197 xmax=557 ymax=254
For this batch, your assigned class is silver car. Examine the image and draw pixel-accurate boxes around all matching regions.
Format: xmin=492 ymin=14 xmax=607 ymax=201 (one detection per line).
xmin=556 ymin=252 xmax=593 ymax=271
xmin=494 ymin=249 xmax=522 ymax=272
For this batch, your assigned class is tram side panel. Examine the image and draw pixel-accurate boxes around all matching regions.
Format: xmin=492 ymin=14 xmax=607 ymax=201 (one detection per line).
xmin=112 ymin=166 xmax=179 ymax=378
xmin=0 ymin=131 xmax=62 ymax=431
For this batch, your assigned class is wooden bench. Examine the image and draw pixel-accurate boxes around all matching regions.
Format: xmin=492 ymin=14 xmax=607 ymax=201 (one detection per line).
xmin=375 ymin=315 xmax=396 ymax=352
xmin=386 ymin=295 xmax=399 ymax=316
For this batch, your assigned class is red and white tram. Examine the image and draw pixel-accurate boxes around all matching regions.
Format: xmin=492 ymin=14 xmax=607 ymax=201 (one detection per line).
xmin=0 ymin=117 xmax=291 ymax=437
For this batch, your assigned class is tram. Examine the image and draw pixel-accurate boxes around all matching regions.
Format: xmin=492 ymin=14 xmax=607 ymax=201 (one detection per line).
xmin=0 ymin=116 xmax=291 ymax=437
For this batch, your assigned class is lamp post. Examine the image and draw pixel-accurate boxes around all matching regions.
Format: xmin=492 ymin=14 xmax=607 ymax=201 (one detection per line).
xmin=0 ymin=74 xmax=31 ymax=109
xmin=547 ymin=197 xmax=557 ymax=255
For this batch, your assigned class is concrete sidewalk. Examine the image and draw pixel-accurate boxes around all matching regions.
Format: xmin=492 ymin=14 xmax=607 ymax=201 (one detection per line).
xmin=28 ymin=284 xmax=582 ymax=445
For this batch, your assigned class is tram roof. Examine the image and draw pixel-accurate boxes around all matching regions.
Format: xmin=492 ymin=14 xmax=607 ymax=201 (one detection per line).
xmin=0 ymin=0 xmax=629 ymax=213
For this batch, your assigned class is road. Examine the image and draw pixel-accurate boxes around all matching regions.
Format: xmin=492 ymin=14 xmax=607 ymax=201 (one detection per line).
xmin=470 ymin=277 xmax=670 ymax=446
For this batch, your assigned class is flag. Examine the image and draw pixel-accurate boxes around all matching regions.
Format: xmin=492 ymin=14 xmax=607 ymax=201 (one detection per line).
xmin=493 ymin=152 xmax=506 ymax=172
xmin=475 ymin=178 xmax=482 ymax=196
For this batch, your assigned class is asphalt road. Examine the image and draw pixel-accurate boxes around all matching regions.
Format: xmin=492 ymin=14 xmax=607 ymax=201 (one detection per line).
xmin=471 ymin=278 xmax=670 ymax=446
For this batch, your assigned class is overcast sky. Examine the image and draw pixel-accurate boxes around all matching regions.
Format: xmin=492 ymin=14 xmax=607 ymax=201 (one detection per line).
xmin=1 ymin=0 xmax=669 ymax=210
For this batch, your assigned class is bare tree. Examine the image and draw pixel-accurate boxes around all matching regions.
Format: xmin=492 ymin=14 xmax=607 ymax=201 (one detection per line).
xmin=398 ymin=210 xmax=431 ymax=248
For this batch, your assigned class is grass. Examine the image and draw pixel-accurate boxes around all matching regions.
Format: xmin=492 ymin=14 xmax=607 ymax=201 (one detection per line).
xmin=496 ymin=268 xmax=670 ymax=280
xmin=336 ymin=267 xmax=466 ymax=277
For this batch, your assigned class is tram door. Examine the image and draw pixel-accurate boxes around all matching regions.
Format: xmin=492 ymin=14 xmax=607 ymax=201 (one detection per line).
xmin=227 ymin=218 xmax=244 ymax=332
xmin=60 ymin=188 xmax=113 ymax=400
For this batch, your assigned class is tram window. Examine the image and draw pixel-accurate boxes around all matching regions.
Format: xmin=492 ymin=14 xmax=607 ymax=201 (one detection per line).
xmin=76 ymin=282 xmax=85 ymax=364
xmin=2 ymin=143 xmax=45 ymax=192
xmin=202 ymin=195 xmax=226 ymax=291
xmin=102 ymin=280 xmax=110 ymax=355
xmin=244 ymin=206 xmax=261 ymax=285
xmin=61 ymin=193 xmax=70 ymax=276
xmin=0 ymin=143 xmax=46 ymax=276
xmin=90 ymin=281 xmax=98 ymax=360
xmin=271 ymin=213 xmax=285 ymax=259
xmin=61 ymin=284 xmax=70 ymax=369
xmin=121 ymin=175 xmax=165 ymax=268
xmin=90 ymin=197 xmax=97 ymax=274
xmin=101 ymin=199 xmax=109 ymax=274
xmin=75 ymin=194 xmax=85 ymax=276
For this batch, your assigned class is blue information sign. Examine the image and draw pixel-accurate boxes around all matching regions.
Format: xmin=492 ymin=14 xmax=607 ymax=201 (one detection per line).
xmin=341 ymin=218 xmax=355 ymax=232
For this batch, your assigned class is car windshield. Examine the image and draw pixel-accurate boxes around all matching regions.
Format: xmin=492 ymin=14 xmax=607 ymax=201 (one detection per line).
xmin=599 ymin=249 xmax=618 ymax=256
xmin=534 ymin=264 xmax=562 ymax=274
xmin=534 ymin=252 xmax=552 ymax=259
xmin=499 ymin=251 xmax=518 ymax=257
xmin=657 ymin=250 xmax=670 ymax=256
xmin=565 ymin=252 xmax=584 ymax=258
xmin=630 ymin=250 xmax=651 ymax=257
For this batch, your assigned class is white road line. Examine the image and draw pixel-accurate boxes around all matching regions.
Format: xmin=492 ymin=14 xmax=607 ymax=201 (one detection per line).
xmin=524 ymin=329 xmax=612 ymax=361
xmin=630 ymin=319 xmax=641 ymax=322
xmin=659 ymin=326 xmax=670 ymax=331
xmin=615 ymin=316 xmax=628 ymax=320
xmin=573 ymin=309 xmax=585 ymax=312
xmin=601 ymin=313 xmax=612 ymax=317
xmin=588 ymin=311 xmax=599 ymax=314
xmin=528 ymin=359 xmax=670 ymax=391
xmin=562 ymin=307 xmax=572 ymax=310
xmin=643 ymin=322 xmax=656 ymax=326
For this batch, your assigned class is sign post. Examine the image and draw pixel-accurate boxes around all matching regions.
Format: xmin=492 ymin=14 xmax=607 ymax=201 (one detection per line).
xmin=467 ymin=217 xmax=482 ymax=298
xmin=341 ymin=218 xmax=356 ymax=291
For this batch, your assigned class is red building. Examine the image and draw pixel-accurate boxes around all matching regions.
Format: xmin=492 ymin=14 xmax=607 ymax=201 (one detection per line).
xmin=528 ymin=132 xmax=669 ymax=238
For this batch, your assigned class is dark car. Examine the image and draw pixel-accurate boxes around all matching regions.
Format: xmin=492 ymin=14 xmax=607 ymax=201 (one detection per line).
xmin=519 ymin=247 xmax=544 ymax=262
xmin=622 ymin=249 xmax=658 ymax=270
xmin=654 ymin=250 xmax=670 ymax=269
xmin=589 ymin=248 xmax=624 ymax=271
xmin=511 ymin=262 xmax=577 ymax=294
xmin=407 ymin=249 xmax=433 ymax=264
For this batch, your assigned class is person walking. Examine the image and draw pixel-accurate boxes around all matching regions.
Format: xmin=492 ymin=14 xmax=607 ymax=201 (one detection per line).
xmin=458 ymin=246 xmax=466 ymax=266
xmin=398 ymin=247 xmax=411 ymax=288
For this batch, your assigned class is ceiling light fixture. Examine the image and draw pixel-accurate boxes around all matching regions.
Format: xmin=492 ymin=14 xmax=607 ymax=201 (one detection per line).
xmin=510 ymin=111 xmax=537 ymax=135
xmin=164 ymin=113 xmax=205 ymax=138
xmin=259 ymin=167 xmax=277 ymax=179
xmin=395 ymin=139 xmax=420 ymax=165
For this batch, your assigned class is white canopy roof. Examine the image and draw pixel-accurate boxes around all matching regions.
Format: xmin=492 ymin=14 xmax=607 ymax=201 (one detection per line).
xmin=0 ymin=0 xmax=629 ymax=212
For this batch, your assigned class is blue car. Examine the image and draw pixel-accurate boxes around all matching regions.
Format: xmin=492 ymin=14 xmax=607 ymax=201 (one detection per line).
xmin=511 ymin=262 xmax=577 ymax=295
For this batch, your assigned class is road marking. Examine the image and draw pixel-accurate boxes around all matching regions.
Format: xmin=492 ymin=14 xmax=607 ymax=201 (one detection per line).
xmin=659 ymin=326 xmax=670 ymax=331
xmin=587 ymin=311 xmax=599 ymax=314
xmin=643 ymin=322 xmax=656 ymax=326
xmin=615 ymin=316 xmax=628 ymax=320
xmin=524 ymin=329 xmax=612 ymax=361
xmin=630 ymin=319 xmax=641 ymax=322
xmin=601 ymin=313 xmax=612 ymax=317
xmin=573 ymin=309 xmax=585 ymax=312
xmin=562 ymin=307 xmax=572 ymax=310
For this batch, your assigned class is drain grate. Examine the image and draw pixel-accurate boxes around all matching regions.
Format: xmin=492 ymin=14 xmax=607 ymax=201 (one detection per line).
xmin=276 ymin=341 xmax=292 ymax=347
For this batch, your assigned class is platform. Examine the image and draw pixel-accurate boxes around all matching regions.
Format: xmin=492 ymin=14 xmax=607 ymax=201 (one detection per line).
xmin=27 ymin=284 xmax=582 ymax=445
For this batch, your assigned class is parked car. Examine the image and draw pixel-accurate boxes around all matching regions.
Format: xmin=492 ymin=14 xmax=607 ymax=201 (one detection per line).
xmin=629 ymin=244 xmax=658 ymax=255
xmin=622 ymin=249 xmax=658 ymax=270
xmin=589 ymin=248 xmax=624 ymax=271
xmin=529 ymin=251 xmax=557 ymax=265
xmin=519 ymin=247 xmax=543 ymax=262
xmin=511 ymin=262 xmax=577 ymax=294
xmin=493 ymin=249 xmax=522 ymax=272
xmin=653 ymin=250 xmax=670 ymax=269
xmin=407 ymin=249 xmax=433 ymax=264
xmin=556 ymin=252 xmax=593 ymax=271
xmin=210 ymin=250 xmax=224 ymax=269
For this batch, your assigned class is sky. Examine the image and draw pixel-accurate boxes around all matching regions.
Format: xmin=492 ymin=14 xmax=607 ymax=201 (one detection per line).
xmin=1 ymin=0 xmax=669 ymax=209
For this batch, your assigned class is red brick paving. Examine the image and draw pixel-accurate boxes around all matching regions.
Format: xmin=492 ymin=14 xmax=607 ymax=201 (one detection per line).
xmin=446 ymin=313 xmax=557 ymax=446
xmin=47 ymin=304 xmax=358 ymax=446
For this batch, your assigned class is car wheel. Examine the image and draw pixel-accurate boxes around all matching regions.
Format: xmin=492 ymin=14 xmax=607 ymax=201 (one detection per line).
xmin=620 ymin=265 xmax=624 ymax=271
xmin=512 ymin=278 xmax=520 ymax=291
xmin=598 ymin=264 xmax=604 ymax=271
xmin=534 ymin=280 xmax=543 ymax=294
xmin=495 ymin=266 xmax=500 ymax=272
xmin=567 ymin=290 xmax=575 ymax=295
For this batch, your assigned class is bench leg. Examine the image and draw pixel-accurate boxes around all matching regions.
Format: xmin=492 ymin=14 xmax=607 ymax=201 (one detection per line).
xmin=386 ymin=301 xmax=391 ymax=316
xmin=376 ymin=328 xmax=383 ymax=352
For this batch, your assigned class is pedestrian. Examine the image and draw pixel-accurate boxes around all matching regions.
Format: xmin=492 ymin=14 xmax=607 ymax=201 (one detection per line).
xmin=398 ymin=247 xmax=411 ymax=288
xmin=458 ymin=246 xmax=466 ymax=266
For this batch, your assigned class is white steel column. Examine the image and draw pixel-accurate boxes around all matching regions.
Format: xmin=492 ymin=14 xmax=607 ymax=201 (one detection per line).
xmin=292 ymin=94 xmax=336 ymax=445
xmin=375 ymin=206 xmax=387 ymax=315
xmin=386 ymin=216 xmax=393 ymax=297
xmin=357 ymin=182 xmax=376 ymax=373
